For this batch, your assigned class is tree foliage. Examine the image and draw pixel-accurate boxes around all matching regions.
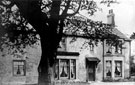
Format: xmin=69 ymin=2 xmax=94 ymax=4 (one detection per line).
xmin=0 ymin=0 xmax=121 ymax=84
xmin=0 ymin=1 xmax=39 ymax=55
xmin=0 ymin=0 xmax=120 ymax=55
xmin=130 ymin=32 xmax=135 ymax=39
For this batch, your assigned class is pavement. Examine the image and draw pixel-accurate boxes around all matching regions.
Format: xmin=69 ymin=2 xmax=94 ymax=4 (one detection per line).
xmin=91 ymin=81 xmax=135 ymax=85
xmin=21 ymin=82 xmax=135 ymax=85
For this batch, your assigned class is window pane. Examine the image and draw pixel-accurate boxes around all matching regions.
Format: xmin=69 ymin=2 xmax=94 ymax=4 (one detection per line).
xmin=90 ymin=44 xmax=94 ymax=51
xmin=115 ymin=61 xmax=122 ymax=77
xmin=106 ymin=61 xmax=112 ymax=77
xmin=55 ymin=59 xmax=76 ymax=80
xmin=71 ymin=59 xmax=76 ymax=79
xmin=60 ymin=59 xmax=69 ymax=78
xmin=13 ymin=60 xmax=25 ymax=76
xmin=54 ymin=59 xmax=59 ymax=79
xmin=19 ymin=65 xmax=24 ymax=75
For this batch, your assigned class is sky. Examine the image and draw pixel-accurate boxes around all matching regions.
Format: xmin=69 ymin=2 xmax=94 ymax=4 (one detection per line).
xmin=80 ymin=0 xmax=135 ymax=37
xmin=12 ymin=0 xmax=135 ymax=37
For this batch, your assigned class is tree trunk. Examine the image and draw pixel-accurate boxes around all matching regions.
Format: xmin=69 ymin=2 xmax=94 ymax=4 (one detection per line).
xmin=11 ymin=0 xmax=61 ymax=84
xmin=38 ymin=56 xmax=54 ymax=85
xmin=38 ymin=56 xmax=50 ymax=85
xmin=37 ymin=33 xmax=56 ymax=85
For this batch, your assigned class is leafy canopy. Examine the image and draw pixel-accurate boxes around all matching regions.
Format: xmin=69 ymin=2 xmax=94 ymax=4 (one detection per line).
xmin=0 ymin=0 xmax=119 ymax=55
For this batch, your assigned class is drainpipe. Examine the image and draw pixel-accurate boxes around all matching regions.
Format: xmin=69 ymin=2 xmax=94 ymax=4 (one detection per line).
xmin=129 ymin=40 xmax=131 ymax=78
xmin=102 ymin=39 xmax=105 ymax=81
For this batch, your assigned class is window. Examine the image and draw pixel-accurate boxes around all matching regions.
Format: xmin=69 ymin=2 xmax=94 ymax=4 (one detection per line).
xmin=89 ymin=43 xmax=94 ymax=51
xmin=70 ymin=59 xmax=76 ymax=79
xmin=114 ymin=41 xmax=122 ymax=54
xmin=60 ymin=59 xmax=70 ymax=78
xmin=54 ymin=60 xmax=59 ymax=78
xmin=58 ymin=37 xmax=66 ymax=51
xmin=131 ymin=56 xmax=135 ymax=76
xmin=115 ymin=61 xmax=122 ymax=77
xmin=106 ymin=61 xmax=112 ymax=77
xmin=106 ymin=40 xmax=123 ymax=54
xmin=13 ymin=60 xmax=26 ymax=76
xmin=106 ymin=46 xmax=112 ymax=54
xmin=54 ymin=59 xmax=76 ymax=80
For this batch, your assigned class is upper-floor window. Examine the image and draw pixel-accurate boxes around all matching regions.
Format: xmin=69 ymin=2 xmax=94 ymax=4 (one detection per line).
xmin=13 ymin=60 xmax=26 ymax=76
xmin=106 ymin=40 xmax=123 ymax=54
xmin=114 ymin=41 xmax=122 ymax=54
xmin=58 ymin=37 xmax=66 ymax=51
xmin=89 ymin=43 xmax=94 ymax=51
xmin=54 ymin=59 xmax=76 ymax=80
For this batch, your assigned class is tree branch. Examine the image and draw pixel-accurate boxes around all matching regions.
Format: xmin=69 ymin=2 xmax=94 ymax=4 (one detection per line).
xmin=11 ymin=0 xmax=49 ymax=34
xmin=58 ymin=0 xmax=82 ymax=46
xmin=66 ymin=0 xmax=82 ymax=17
xmin=60 ymin=0 xmax=71 ymax=19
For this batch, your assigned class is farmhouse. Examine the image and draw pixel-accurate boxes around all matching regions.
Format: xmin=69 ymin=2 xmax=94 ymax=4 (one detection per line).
xmin=0 ymin=10 xmax=131 ymax=85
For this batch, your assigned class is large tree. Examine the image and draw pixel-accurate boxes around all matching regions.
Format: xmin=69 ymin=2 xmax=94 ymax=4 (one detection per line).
xmin=0 ymin=0 xmax=118 ymax=85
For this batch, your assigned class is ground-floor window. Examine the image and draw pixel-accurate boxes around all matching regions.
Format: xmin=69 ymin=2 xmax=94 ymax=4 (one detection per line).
xmin=54 ymin=59 xmax=76 ymax=80
xmin=13 ymin=60 xmax=26 ymax=76
xmin=104 ymin=58 xmax=123 ymax=79
xmin=130 ymin=56 xmax=135 ymax=76
xmin=115 ymin=61 xmax=122 ymax=77
xmin=106 ymin=61 xmax=112 ymax=77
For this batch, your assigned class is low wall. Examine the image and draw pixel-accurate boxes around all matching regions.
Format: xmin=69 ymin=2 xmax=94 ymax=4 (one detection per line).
xmin=52 ymin=81 xmax=90 ymax=85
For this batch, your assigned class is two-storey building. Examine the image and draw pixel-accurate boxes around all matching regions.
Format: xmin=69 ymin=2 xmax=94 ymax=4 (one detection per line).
xmin=54 ymin=9 xmax=131 ymax=84
xmin=0 ymin=10 xmax=131 ymax=85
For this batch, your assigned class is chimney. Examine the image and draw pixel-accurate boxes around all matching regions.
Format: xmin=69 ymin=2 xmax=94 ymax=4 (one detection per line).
xmin=107 ymin=9 xmax=115 ymax=27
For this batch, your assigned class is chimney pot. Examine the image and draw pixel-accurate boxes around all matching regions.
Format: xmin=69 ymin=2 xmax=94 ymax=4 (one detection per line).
xmin=107 ymin=9 xmax=115 ymax=26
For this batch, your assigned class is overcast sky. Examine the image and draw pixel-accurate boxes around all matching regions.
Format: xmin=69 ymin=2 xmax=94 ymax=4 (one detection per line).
xmin=80 ymin=0 xmax=135 ymax=36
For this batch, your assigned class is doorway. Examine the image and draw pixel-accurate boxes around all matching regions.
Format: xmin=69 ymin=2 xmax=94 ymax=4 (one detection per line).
xmin=86 ymin=61 xmax=96 ymax=81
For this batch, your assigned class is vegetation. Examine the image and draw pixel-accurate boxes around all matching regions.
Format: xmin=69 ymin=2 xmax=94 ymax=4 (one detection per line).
xmin=0 ymin=0 xmax=119 ymax=84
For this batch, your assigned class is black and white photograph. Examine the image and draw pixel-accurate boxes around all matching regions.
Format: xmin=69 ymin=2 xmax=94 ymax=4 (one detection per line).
xmin=0 ymin=0 xmax=135 ymax=85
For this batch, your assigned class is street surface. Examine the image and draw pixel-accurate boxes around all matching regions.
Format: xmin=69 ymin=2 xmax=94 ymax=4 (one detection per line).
xmin=91 ymin=82 xmax=135 ymax=85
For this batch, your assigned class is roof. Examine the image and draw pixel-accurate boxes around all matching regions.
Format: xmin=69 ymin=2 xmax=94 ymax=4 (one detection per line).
xmin=112 ymin=28 xmax=130 ymax=40
xmin=64 ymin=15 xmax=130 ymax=40
xmin=64 ymin=28 xmax=130 ymax=41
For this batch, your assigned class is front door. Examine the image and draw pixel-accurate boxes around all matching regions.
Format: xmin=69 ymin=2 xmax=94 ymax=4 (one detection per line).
xmin=87 ymin=62 xmax=96 ymax=81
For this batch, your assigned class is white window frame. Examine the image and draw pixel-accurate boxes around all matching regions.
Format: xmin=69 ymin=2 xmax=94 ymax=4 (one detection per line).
xmin=104 ymin=57 xmax=124 ymax=79
xmin=13 ymin=60 xmax=26 ymax=76
xmin=106 ymin=60 xmax=112 ymax=78
xmin=114 ymin=61 xmax=122 ymax=77
xmin=54 ymin=56 xmax=77 ymax=80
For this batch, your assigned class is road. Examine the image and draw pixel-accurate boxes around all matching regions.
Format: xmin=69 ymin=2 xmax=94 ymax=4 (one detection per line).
xmin=91 ymin=82 xmax=135 ymax=85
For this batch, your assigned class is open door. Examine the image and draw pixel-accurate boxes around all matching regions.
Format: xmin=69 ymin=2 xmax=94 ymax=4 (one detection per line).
xmin=87 ymin=61 xmax=96 ymax=81
xmin=86 ymin=57 xmax=100 ymax=81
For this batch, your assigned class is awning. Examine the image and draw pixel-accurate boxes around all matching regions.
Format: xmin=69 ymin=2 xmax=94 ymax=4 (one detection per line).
xmin=57 ymin=51 xmax=79 ymax=56
xmin=86 ymin=57 xmax=100 ymax=63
